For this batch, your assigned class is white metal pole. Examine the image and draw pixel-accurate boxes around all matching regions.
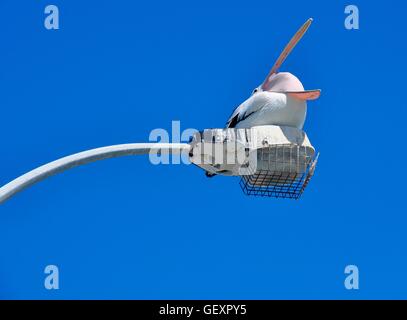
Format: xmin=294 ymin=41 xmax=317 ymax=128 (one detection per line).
xmin=0 ymin=143 xmax=190 ymax=204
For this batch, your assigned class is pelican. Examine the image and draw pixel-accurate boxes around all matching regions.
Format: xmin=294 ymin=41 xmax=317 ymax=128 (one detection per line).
xmin=226 ymin=18 xmax=321 ymax=130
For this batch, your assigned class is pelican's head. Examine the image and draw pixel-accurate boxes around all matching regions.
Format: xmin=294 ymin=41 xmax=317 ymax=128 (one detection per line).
xmin=252 ymin=72 xmax=320 ymax=101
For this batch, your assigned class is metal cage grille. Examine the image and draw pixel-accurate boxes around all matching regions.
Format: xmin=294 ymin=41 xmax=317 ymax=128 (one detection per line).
xmin=239 ymin=144 xmax=318 ymax=199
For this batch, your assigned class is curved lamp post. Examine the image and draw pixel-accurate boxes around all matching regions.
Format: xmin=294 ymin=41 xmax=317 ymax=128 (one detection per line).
xmin=0 ymin=143 xmax=190 ymax=204
xmin=0 ymin=126 xmax=318 ymax=204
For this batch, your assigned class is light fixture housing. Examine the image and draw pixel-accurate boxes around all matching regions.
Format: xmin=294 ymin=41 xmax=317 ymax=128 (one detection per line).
xmin=189 ymin=125 xmax=318 ymax=199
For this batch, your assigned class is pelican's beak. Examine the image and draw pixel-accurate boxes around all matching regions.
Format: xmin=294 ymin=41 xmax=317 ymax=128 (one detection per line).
xmin=261 ymin=18 xmax=313 ymax=91
xmin=259 ymin=18 xmax=321 ymax=101
xmin=286 ymin=90 xmax=321 ymax=101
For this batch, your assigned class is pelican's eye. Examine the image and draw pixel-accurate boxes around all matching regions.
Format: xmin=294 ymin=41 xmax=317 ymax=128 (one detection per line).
xmin=252 ymin=88 xmax=259 ymax=95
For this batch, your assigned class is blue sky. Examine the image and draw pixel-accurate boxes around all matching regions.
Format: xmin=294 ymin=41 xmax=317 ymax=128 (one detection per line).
xmin=0 ymin=0 xmax=406 ymax=299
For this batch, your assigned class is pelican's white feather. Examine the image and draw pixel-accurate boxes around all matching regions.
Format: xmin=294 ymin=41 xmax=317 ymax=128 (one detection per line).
xmin=226 ymin=91 xmax=307 ymax=129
